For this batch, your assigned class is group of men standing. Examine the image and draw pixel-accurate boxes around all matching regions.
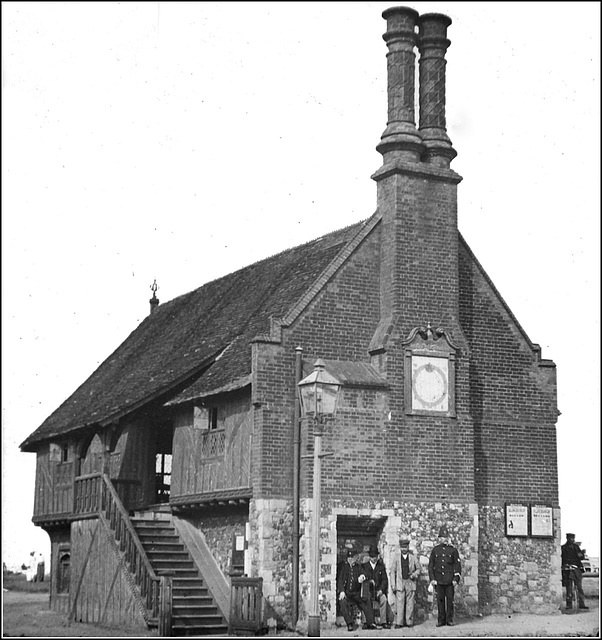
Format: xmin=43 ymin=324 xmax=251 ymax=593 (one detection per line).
xmin=336 ymin=526 xmax=461 ymax=631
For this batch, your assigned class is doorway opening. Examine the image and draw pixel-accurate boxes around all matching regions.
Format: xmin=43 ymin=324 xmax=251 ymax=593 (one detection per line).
xmin=154 ymin=425 xmax=173 ymax=503
xmin=336 ymin=515 xmax=388 ymax=625
xmin=336 ymin=515 xmax=387 ymax=560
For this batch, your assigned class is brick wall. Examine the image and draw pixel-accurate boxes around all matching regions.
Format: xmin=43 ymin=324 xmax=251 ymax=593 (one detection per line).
xmin=246 ymin=158 xmax=559 ymax=624
xmin=459 ymin=242 xmax=559 ymax=504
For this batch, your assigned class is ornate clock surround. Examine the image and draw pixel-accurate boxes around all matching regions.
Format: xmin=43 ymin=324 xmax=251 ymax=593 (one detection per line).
xmin=403 ymin=323 xmax=457 ymax=417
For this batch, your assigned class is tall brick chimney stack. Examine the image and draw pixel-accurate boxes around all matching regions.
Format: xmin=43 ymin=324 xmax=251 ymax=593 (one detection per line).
xmin=370 ymin=7 xmax=472 ymax=505
xmin=370 ymin=5 xmax=465 ymax=358
xmin=376 ymin=7 xmax=424 ymax=163
xmin=417 ymin=13 xmax=456 ymax=167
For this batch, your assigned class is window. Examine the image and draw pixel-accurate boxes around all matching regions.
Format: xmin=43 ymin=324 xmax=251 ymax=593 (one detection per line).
xmin=61 ymin=444 xmax=69 ymax=463
xmin=201 ymin=406 xmax=225 ymax=458
xmin=193 ymin=405 xmax=222 ymax=431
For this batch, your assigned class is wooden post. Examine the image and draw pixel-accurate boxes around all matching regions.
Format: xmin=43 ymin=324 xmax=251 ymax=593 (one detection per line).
xmin=72 ymin=457 xmax=80 ymax=514
xmin=159 ymin=574 xmax=173 ymax=637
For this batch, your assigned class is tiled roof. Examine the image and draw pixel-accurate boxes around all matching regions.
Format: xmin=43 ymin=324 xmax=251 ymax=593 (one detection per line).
xmin=318 ymin=359 xmax=389 ymax=389
xmin=20 ymin=220 xmax=369 ymax=451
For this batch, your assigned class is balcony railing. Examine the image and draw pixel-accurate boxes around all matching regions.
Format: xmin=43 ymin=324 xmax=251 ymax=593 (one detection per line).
xmin=73 ymin=472 xmax=102 ymax=516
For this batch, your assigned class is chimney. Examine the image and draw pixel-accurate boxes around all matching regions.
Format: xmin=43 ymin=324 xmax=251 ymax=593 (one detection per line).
xmin=417 ymin=13 xmax=456 ymax=167
xmin=376 ymin=6 xmax=424 ymax=163
xmin=149 ymin=279 xmax=159 ymax=315
xmin=370 ymin=6 xmax=464 ymax=357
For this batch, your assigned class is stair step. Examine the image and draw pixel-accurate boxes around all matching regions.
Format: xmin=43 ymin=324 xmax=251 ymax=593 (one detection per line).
xmin=133 ymin=519 xmax=176 ymax=528
xmin=172 ymin=615 xmax=226 ymax=627
xmin=144 ymin=546 xmax=185 ymax=555
xmin=135 ymin=526 xmax=178 ymax=537
xmin=153 ymin=558 xmax=194 ymax=568
xmin=135 ymin=527 xmax=179 ymax=540
xmin=173 ymin=585 xmax=208 ymax=596
xmin=159 ymin=569 xmax=199 ymax=578
xmin=141 ymin=541 xmax=184 ymax=550
xmin=146 ymin=550 xmax=189 ymax=560
xmin=173 ymin=594 xmax=213 ymax=603
xmin=139 ymin=536 xmax=180 ymax=546
xmin=172 ymin=604 xmax=219 ymax=616
xmin=173 ymin=590 xmax=210 ymax=599
xmin=173 ymin=577 xmax=206 ymax=588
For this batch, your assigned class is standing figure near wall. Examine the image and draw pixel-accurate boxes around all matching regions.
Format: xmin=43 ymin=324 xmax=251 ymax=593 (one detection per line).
xmin=429 ymin=526 xmax=461 ymax=627
xmin=390 ymin=538 xmax=421 ymax=627
xmin=561 ymin=533 xmax=589 ymax=609
xmin=361 ymin=545 xmax=395 ymax=628
xmin=337 ymin=549 xmax=377 ymax=632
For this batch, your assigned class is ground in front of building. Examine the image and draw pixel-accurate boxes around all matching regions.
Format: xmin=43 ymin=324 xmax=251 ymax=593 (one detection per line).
xmin=2 ymin=577 xmax=598 ymax=637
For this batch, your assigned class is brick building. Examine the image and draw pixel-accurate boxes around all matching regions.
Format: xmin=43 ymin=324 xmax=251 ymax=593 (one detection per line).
xmin=20 ymin=6 xmax=561 ymax=634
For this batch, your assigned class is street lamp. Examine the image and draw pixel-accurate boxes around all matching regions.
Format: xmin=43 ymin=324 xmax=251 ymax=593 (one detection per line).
xmin=298 ymin=358 xmax=341 ymax=637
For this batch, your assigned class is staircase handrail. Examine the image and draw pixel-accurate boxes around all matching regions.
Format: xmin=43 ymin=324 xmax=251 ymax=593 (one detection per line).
xmin=100 ymin=474 xmax=171 ymax=631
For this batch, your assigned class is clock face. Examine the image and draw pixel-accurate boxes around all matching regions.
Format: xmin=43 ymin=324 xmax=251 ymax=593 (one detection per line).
xmin=411 ymin=355 xmax=449 ymax=412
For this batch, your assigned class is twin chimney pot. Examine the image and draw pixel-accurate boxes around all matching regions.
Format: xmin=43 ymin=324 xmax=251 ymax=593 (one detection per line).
xmin=377 ymin=7 xmax=456 ymax=168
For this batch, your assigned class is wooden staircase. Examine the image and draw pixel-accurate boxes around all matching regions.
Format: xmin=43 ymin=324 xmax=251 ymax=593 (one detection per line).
xmin=132 ymin=512 xmax=228 ymax=636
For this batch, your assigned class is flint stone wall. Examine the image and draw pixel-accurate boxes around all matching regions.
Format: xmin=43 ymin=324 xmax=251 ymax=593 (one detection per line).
xmin=478 ymin=505 xmax=563 ymax=614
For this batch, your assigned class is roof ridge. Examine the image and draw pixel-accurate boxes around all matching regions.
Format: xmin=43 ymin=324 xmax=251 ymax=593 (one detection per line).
xmin=161 ymin=219 xmax=370 ymax=309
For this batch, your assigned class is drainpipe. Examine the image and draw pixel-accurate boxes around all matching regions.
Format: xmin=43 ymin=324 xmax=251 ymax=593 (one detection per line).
xmin=292 ymin=346 xmax=303 ymax=626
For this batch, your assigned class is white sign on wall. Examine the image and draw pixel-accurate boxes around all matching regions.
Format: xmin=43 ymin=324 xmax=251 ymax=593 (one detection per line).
xmin=505 ymin=503 xmax=529 ymax=537
xmin=530 ymin=504 xmax=554 ymax=538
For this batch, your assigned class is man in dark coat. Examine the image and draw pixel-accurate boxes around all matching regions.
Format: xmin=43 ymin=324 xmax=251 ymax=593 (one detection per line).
xmin=337 ymin=549 xmax=377 ymax=631
xmin=361 ymin=545 xmax=394 ymax=628
xmin=428 ymin=525 xmax=461 ymax=627
xmin=561 ymin=533 xmax=589 ymax=609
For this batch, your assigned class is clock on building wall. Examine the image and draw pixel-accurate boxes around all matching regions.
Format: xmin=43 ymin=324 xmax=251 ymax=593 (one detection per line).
xmin=403 ymin=324 xmax=457 ymax=417
xmin=411 ymin=355 xmax=449 ymax=411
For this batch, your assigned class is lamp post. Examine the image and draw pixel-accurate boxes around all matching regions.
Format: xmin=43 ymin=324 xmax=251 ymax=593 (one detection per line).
xmin=298 ymin=358 xmax=341 ymax=638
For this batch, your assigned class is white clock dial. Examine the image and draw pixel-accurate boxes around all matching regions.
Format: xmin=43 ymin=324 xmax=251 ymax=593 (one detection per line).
xmin=412 ymin=356 xmax=449 ymax=411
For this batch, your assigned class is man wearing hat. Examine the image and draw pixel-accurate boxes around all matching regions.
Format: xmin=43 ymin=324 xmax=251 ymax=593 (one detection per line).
xmin=561 ymin=533 xmax=588 ymax=609
xmin=336 ymin=549 xmax=378 ymax=631
xmin=390 ymin=538 xmax=421 ymax=628
xmin=428 ymin=525 xmax=461 ymax=627
xmin=361 ymin=545 xmax=394 ymax=629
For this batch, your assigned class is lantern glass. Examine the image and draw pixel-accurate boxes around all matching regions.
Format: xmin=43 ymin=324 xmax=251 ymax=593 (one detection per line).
xmin=298 ymin=360 xmax=341 ymax=418
xmin=319 ymin=381 xmax=339 ymax=416
xmin=299 ymin=382 xmax=317 ymax=416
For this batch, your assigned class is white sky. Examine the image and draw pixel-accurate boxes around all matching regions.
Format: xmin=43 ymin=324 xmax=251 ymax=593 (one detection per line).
xmin=2 ymin=2 xmax=600 ymax=571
